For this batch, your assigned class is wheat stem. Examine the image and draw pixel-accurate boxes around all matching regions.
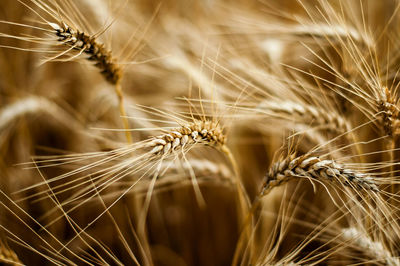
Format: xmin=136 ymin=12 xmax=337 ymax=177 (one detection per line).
xmin=115 ymin=82 xmax=132 ymax=143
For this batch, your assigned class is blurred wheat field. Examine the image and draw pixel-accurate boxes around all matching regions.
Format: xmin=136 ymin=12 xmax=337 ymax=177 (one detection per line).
xmin=1 ymin=0 xmax=400 ymax=265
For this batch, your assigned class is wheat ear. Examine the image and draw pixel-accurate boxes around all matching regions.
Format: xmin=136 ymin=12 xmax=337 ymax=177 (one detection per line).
xmin=49 ymin=22 xmax=121 ymax=84
xmin=342 ymin=227 xmax=400 ymax=265
xmin=376 ymin=87 xmax=400 ymax=204
xmin=19 ymin=119 xmax=228 ymax=207
xmin=148 ymin=120 xmax=226 ymax=155
xmin=261 ymin=154 xmax=379 ymax=196
xmin=48 ymin=22 xmax=131 ymax=143
xmin=378 ymin=87 xmax=400 ymax=138
xmin=257 ymin=100 xmax=350 ymax=134
xmin=148 ymin=119 xmax=250 ymax=241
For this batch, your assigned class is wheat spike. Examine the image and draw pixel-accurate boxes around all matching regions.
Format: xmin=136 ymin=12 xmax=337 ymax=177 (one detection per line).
xmin=49 ymin=19 xmax=132 ymax=142
xmin=378 ymin=87 xmax=400 ymax=137
xmin=49 ymin=22 xmax=121 ymax=85
xmin=257 ymin=100 xmax=350 ymax=134
xmin=148 ymin=120 xmax=226 ymax=155
xmin=342 ymin=227 xmax=400 ymax=266
xmin=261 ymin=154 xmax=379 ymax=196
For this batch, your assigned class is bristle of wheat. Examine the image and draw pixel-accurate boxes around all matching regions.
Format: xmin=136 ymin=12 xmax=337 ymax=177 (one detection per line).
xmin=261 ymin=154 xmax=379 ymax=196
xmin=50 ymin=22 xmax=121 ymax=85
xmin=148 ymin=120 xmax=226 ymax=156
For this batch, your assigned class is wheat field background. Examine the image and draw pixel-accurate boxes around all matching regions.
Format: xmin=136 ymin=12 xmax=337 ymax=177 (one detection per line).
xmin=0 ymin=0 xmax=399 ymax=265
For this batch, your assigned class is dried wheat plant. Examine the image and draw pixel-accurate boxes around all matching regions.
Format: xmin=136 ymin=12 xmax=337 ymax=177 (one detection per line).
xmin=2 ymin=0 xmax=400 ymax=265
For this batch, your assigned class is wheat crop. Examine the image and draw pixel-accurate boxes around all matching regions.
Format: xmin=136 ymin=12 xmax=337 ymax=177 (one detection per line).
xmin=1 ymin=0 xmax=400 ymax=265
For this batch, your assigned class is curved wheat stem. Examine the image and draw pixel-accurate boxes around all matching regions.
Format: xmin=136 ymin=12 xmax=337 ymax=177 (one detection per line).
xmin=261 ymin=154 xmax=379 ymax=196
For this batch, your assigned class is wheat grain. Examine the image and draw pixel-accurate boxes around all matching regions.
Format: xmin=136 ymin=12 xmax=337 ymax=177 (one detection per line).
xmin=261 ymin=154 xmax=379 ymax=196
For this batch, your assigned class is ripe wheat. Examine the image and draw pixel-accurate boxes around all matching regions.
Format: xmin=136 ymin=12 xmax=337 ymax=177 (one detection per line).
xmin=261 ymin=154 xmax=379 ymax=196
